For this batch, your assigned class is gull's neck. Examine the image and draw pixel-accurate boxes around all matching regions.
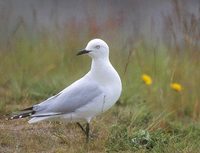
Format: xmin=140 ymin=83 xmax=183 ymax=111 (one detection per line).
xmin=89 ymin=57 xmax=118 ymax=83
xmin=91 ymin=57 xmax=110 ymax=69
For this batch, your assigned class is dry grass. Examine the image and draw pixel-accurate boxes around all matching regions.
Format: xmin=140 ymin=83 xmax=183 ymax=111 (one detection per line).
xmin=0 ymin=110 xmax=120 ymax=153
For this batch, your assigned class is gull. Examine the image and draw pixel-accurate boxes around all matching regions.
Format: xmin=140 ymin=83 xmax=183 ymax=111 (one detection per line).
xmin=10 ymin=39 xmax=122 ymax=141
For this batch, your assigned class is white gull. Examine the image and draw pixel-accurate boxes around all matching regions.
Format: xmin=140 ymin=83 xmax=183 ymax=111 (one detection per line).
xmin=10 ymin=38 xmax=122 ymax=141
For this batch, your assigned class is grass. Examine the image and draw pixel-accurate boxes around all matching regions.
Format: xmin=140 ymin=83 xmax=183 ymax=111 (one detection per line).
xmin=0 ymin=36 xmax=199 ymax=153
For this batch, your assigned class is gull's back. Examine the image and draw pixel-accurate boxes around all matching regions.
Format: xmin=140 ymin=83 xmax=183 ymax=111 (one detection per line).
xmin=29 ymin=75 xmax=105 ymax=123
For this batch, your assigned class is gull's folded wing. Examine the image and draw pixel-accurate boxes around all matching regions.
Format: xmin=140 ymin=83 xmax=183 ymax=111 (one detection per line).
xmin=32 ymin=78 xmax=103 ymax=116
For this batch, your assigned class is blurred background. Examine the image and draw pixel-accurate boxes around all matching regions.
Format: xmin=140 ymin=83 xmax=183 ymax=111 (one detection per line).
xmin=0 ymin=0 xmax=200 ymax=117
xmin=0 ymin=0 xmax=200 ymax=48
xmin=0 ymin=0 xmax=200 ymax=120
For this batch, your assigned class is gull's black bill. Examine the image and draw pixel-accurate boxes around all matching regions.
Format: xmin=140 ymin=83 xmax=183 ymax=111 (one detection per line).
xmin=77 ymin=49 xmax=91 ymax=56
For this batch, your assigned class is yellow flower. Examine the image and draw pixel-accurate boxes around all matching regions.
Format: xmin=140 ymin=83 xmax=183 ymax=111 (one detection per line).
xmin=142 ymin=74 xmax=152 ymax=85
xmin=170 ymin=83 xmax=182 ymax=92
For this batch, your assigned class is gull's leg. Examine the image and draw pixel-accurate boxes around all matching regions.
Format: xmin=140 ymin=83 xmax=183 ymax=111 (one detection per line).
xmin=76 ymin=122 xmax=90 ymax=142
xmin=86 ymin=123 xmax=90 ymax=143
xmin=76 ymin=122 xmax=86 ymax=135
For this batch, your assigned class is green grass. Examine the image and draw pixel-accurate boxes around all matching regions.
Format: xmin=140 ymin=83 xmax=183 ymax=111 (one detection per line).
xmin=0 ymin=35 xmax=200 ymax=153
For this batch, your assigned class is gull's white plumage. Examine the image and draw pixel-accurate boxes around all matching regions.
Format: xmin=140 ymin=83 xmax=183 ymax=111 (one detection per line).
xmin=13 ymin=39 xmax=122 ymax=126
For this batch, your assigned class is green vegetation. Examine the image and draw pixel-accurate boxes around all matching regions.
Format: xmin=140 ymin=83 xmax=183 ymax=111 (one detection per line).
xmin=0 ymin=35 xmax=199 ymax=152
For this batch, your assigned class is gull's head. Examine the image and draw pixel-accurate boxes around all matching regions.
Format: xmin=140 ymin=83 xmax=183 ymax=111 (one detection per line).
xmin=77 ymin=39 xmax=109 ymax=59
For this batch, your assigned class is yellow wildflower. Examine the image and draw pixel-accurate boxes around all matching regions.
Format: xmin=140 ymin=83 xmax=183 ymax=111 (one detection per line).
xmin=170 ymin=83 xmax=182 ymax=92
xmin=142 ymin=74 xmax=152 ymax=85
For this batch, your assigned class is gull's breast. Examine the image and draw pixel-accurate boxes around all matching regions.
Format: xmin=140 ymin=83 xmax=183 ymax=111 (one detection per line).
xmin=102 ymin=80 xmax=122 ymax=112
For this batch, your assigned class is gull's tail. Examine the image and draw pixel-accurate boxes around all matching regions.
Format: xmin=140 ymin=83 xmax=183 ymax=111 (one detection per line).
xmin=9 ymin=106 xmax=62 ymax=124
xmin=9 ymin=106 xmax=36 ymax=120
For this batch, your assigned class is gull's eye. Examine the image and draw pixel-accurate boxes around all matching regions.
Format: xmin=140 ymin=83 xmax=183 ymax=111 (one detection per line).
xmin=95 ymin=45 xmax=100 ymax=49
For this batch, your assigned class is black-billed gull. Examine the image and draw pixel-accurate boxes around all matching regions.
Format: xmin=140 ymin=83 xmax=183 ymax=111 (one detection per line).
xmin=10 ymin=38 xmax=122 ymax=141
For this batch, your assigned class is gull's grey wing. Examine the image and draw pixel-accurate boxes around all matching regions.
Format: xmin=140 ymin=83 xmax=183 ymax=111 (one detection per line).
xmin=32 ymin=78 xmax=103 ymax=116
